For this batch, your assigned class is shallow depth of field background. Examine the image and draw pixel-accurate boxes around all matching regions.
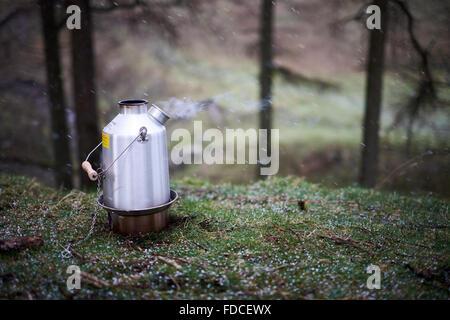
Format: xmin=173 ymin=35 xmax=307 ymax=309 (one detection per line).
xmin=0 ymin=0 xmax=449 ymax=197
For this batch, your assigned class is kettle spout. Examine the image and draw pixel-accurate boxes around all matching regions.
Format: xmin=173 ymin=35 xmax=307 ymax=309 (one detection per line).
xmin=148 ymin=104 xmax=170 ymax=125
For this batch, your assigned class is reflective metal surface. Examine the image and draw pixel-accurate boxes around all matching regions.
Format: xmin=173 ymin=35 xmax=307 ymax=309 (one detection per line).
xmin=102 ymin=100 xmax=171 ymax=210
xmin=97 ymin=190 xmax=178 ymax=216
xmin=99 ymin=191 xmax=177 ymax=236
xmin=109 ymin=210 xmax=169 ymax=236
xmin=148 ymin=104 xmax=170 ymax=125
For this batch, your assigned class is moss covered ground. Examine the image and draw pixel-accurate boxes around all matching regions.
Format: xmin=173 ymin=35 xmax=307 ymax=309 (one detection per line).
xmin=0 ymin=174 xmax=448 ymax=299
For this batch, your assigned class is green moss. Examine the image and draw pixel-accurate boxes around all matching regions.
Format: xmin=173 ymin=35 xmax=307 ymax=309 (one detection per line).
xmin=0 ymin=174 xmax=448 ymax=299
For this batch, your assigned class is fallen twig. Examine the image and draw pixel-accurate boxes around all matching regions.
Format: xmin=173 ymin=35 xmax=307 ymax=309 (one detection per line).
xmin=314 ymin=234 xmax=374 ymax=256
xmin=80 ymin=271 xmax=110 ymax=288
xmin=267 ymin=264 xmax=291 ymax=272
xmin=53 ymin=190 xmax=77 ymax=208
xmin=155 ymin=255 xmax=183 ymax=270
xmin=168 ymin=274 xmax=181 ymax=291
xmin=70 ymin=248 xmax=86 ymax=261
xmin=190 ymin=240 xmax=209 ymax=251
xmin=274 ymin=226 xmax=304 ymax=238
xmin=58 ymin=283 xmax=80 ymax=299
xmin=405 ymin=264 xmax=450 ymax=288
xmin=153 ymin=253 xmax=209 ymax=270
xmin=0 ymin=236 xmax=43 ymax=252
xmin=405 ymin=264 xmax=438 ymax=280
xmin=69 ymin=248 xmax=99 ymax=264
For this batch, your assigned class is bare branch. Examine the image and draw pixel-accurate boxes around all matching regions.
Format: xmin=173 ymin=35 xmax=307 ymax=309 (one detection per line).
xmin=91 ymin=0 xmax=186 ymax=13
xmin=91 ymin=0 xmax=144 ymax=12
xmin=389 ymin=0 xmax=443 ymax=152
xmin=391 ymin=0 xmax=436 ymax=99
xmin=0 ymin=6 xmax=33 ymax=30
xmin=330 ymin=2 xmax=369 ymax=28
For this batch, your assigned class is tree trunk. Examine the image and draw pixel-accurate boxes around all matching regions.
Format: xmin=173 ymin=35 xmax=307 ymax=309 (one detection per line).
xmin=257 ymin=0 xmax=275 ymax=178
xmin=39 ymin=0 xmax=72 ymax=188
xmin=359 ymin=0 xmax=388 ymax=188
xmin=70 ymin=0 xmax=100 ymax=188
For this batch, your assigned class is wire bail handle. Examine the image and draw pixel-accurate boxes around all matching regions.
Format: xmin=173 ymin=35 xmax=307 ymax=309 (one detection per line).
xmin=81 ymin=127 xmax=147 ymax=181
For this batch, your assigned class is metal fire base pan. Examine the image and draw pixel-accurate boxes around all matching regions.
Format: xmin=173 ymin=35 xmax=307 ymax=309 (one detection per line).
xmin=97 ymin=190 xmax=178 ymax=236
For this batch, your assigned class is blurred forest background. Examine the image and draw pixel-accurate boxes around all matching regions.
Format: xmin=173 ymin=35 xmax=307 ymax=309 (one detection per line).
xmin=0 ymin=0 xmax=449 ymax=197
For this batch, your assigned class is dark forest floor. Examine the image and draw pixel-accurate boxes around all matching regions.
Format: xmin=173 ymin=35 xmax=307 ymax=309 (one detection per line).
xmin=0 ymin=175 xmax=448 ymax=299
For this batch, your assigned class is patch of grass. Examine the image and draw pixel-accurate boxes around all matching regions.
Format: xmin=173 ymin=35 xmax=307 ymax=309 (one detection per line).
xmin=0 ymin=174 xmax=448 ymax=299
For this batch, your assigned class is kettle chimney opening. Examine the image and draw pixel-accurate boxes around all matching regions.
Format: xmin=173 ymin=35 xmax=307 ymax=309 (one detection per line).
xmin=118 ymin=99 xmax=148 ymax=106
xmin=148 ymin=104 xmax=170 ymax=125
xmin=118 ymin=99 xmax=148 ymax=114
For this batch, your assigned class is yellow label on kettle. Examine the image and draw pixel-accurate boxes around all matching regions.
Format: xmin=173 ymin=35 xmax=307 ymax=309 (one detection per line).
xmin=102 ymin=132 xmax=110 ymax=148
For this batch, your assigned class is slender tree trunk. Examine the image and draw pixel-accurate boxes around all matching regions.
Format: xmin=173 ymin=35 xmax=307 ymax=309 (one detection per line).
xmin=70 ymin=0 xmax=100 ymax=188
xmin=359 ymin=0 xmax=388 ymax=188
xmin=389 ymin=5 xmax=397 ymax=67
xmin=405 ymin=115 xmax=414 ymax=155
xmin=39 ymin=0 xmax=72 ymax=188
xmin=257 ymin=0 xmax=275 ymax=178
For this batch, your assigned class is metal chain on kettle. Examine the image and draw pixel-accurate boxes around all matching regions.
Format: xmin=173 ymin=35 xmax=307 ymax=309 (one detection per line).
xmin=60 ymin=128 xmax=147 ymax=259
xmin=60 ymin=172 xmax=101 ymax=259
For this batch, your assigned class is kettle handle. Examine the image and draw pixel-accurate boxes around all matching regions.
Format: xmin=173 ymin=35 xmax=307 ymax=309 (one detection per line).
xmin=81 ymin=161 xmax=98 ymax=181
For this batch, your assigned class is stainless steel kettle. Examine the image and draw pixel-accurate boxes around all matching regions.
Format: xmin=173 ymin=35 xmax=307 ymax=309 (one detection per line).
xmin=102 ymin=99 xmax=170 ymax=210
xmin=82 ymin=99 xmax=177 ymax=236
